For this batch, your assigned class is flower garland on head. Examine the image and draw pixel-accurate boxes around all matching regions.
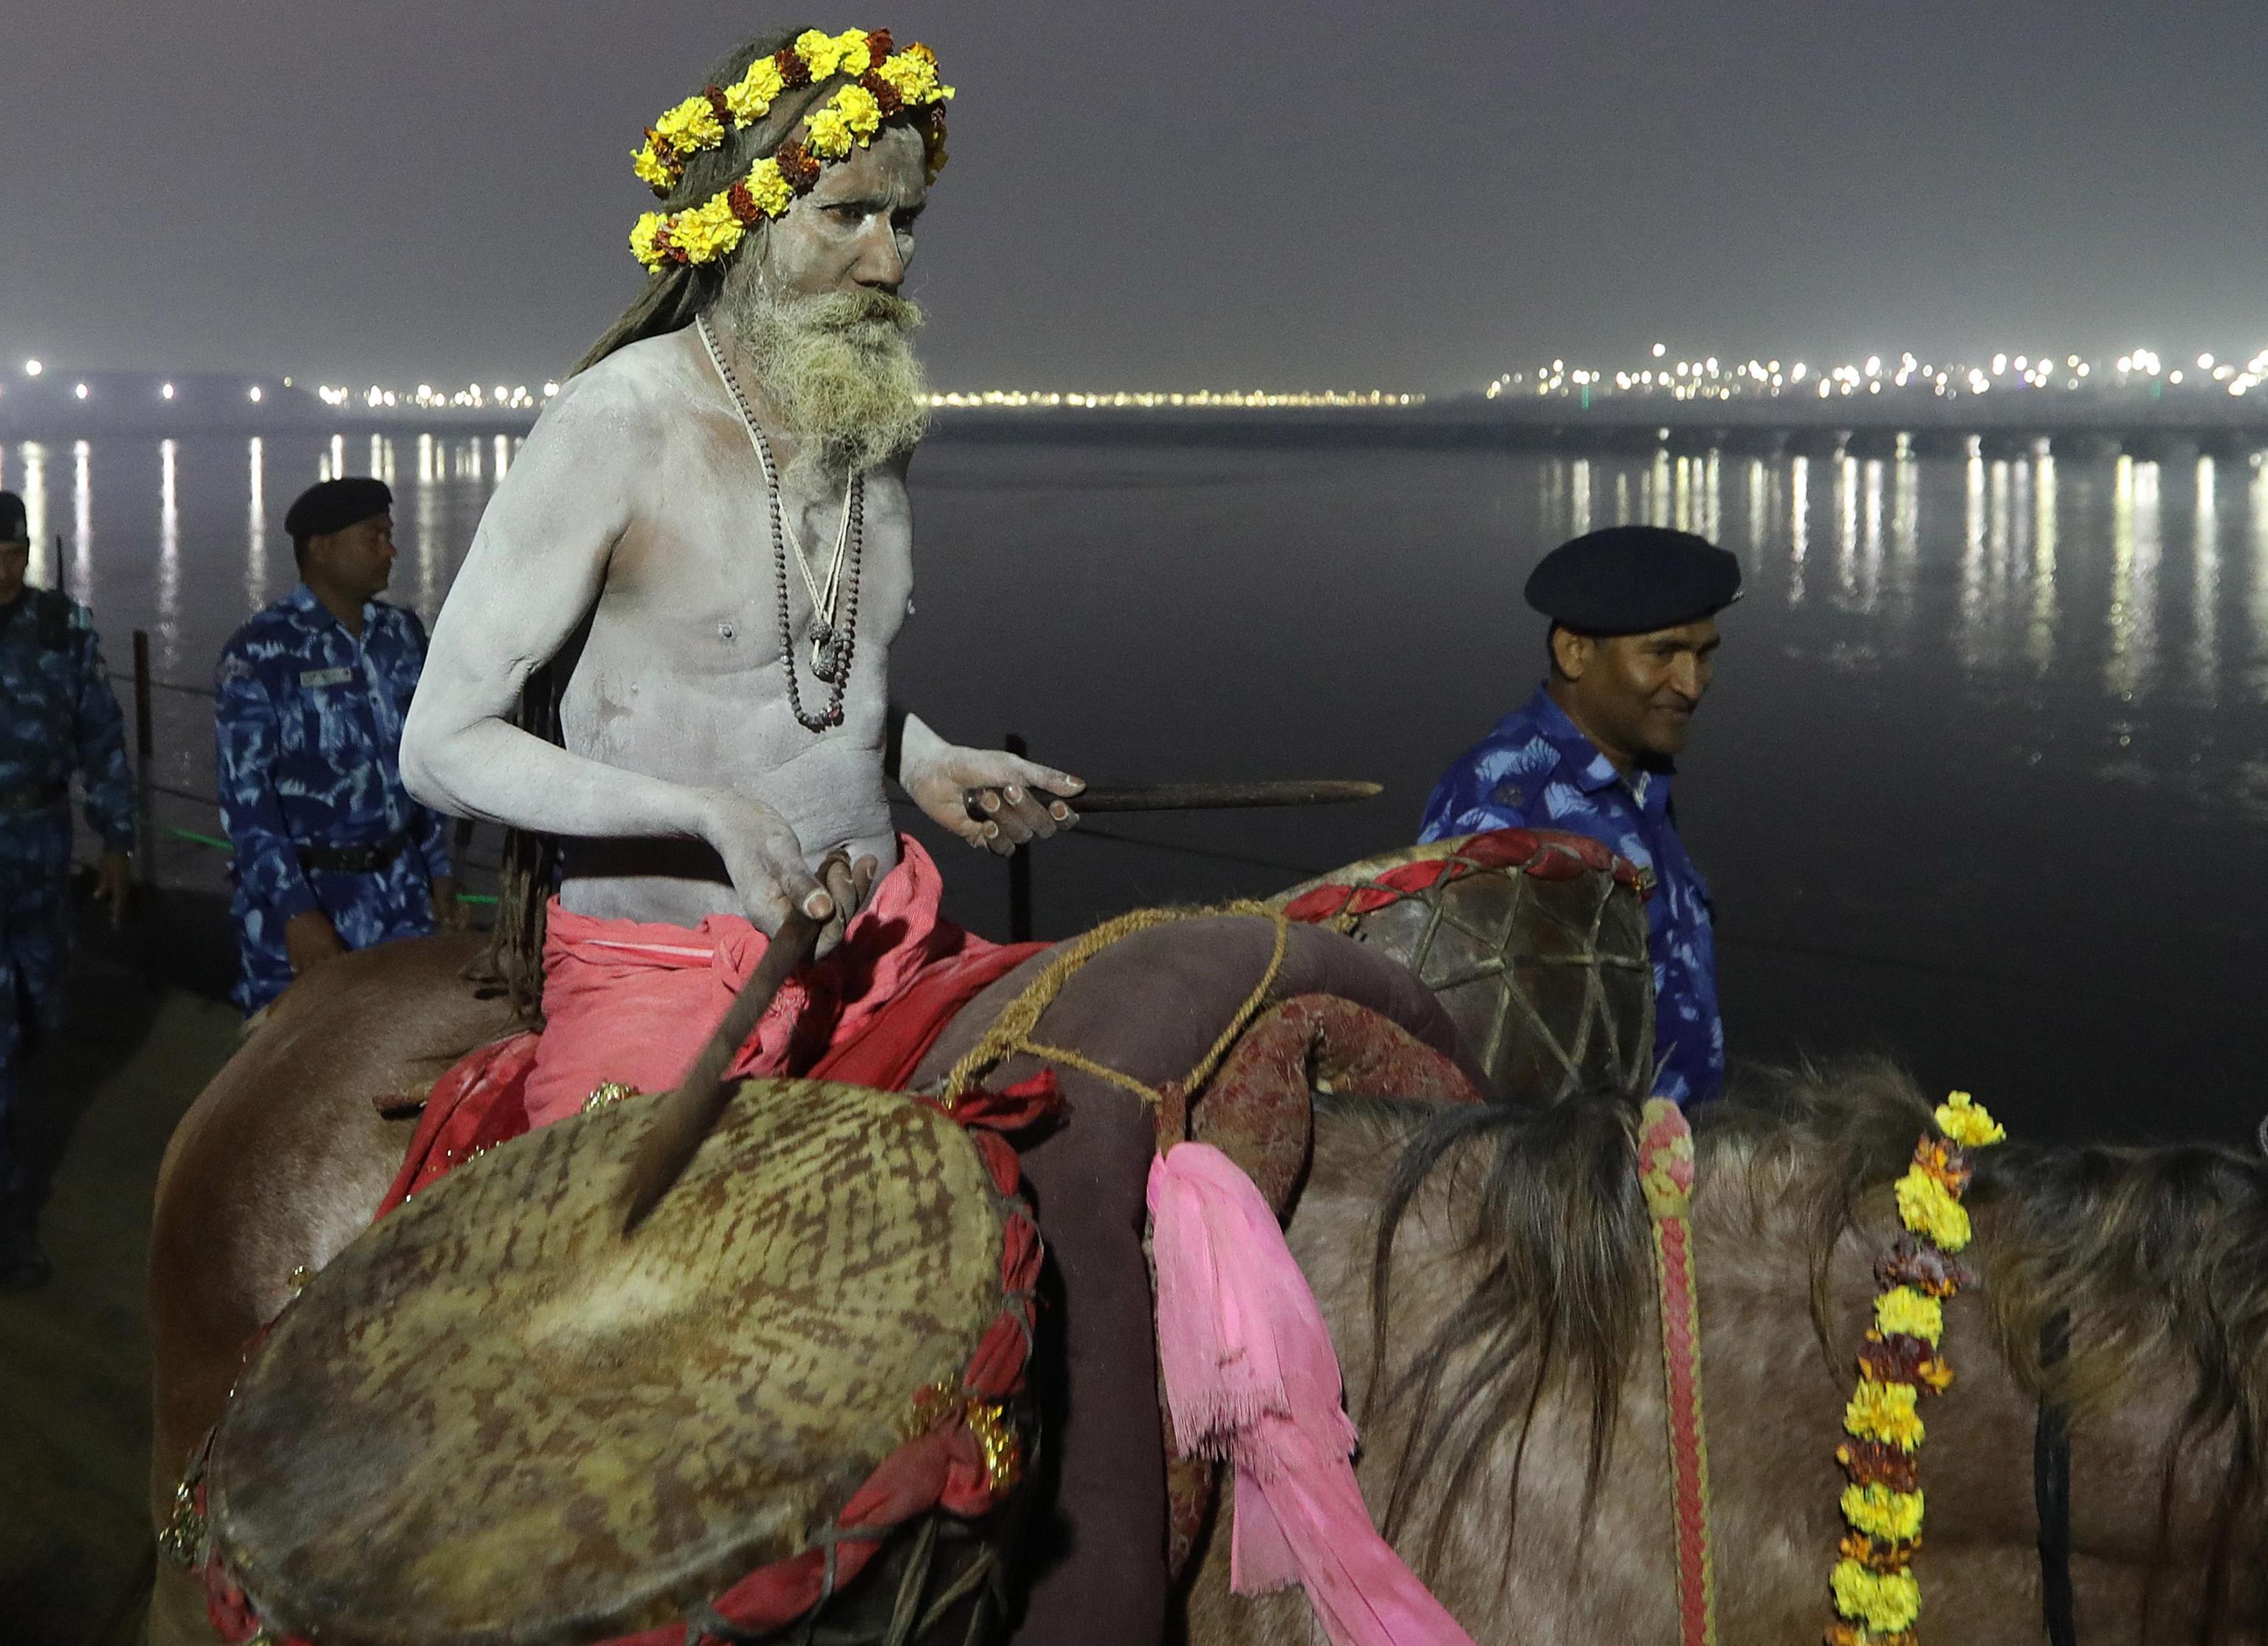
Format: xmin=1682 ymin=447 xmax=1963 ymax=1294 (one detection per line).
xmin=1826 ymin=1090 xmax=2007 ymax=1646
xmin=628 ymin=27 xmax=953 ymax=272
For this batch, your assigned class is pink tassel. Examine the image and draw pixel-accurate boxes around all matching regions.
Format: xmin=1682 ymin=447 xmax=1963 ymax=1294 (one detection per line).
xmin=1147 ymin=1144 xmax=1477 ymax=1646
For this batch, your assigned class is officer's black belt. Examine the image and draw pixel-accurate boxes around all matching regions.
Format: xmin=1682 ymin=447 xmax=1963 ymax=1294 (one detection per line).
xmin=299 ymin=835 xmax=409 ymax=875
xmin=0 ymin=781 xmax=69 ymax=814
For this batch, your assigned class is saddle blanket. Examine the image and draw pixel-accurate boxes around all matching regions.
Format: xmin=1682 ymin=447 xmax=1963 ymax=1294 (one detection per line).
xmin=379 ymin=836 xmax=1042 ymax=1215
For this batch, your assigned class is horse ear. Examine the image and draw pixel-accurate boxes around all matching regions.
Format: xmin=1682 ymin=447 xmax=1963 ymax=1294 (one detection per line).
xmin=2255 ymin=1114 xmax=2268 ymax=1160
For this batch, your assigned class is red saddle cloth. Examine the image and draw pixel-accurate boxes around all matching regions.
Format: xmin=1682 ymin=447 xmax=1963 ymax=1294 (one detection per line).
xmin=377 ymin=836 xmax=1042 ymax=1217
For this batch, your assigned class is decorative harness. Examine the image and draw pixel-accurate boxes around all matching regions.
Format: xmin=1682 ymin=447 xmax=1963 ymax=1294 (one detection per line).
xmin=1638 ymin=1092 xmax=2042 ymax=1646
xmin=1637 ymin=1100 xmax=1718 ymax=1646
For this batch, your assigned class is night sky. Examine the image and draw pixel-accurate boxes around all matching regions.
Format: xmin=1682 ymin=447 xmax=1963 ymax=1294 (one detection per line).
xmin=8 ymin=1 xmax=2268 ymax=393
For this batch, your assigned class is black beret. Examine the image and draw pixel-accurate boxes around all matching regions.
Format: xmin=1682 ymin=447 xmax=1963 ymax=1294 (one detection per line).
xmin=0 ymin=490 xmax=25 ymax=544
xmin=284 ymin=478 xmax=392 ymax=545
xmin=1525 ymin=526 xmax=1742 ymax=636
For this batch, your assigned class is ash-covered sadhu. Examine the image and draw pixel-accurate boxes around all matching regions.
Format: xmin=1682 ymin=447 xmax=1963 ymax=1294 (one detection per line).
xmin=379 ymin=18 xmax=1179 ymax=1644
xmin=400 ymin=21 xmax=1085 ymax=1108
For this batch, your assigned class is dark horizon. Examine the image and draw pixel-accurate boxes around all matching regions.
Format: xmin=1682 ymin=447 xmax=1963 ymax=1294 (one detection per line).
xmin=7 ymin=3 xmax=2268 ymax=393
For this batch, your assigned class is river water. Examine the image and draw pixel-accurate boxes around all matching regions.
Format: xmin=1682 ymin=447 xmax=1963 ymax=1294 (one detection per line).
xmin=6 ymin=427 xmax=2264 ymax=1146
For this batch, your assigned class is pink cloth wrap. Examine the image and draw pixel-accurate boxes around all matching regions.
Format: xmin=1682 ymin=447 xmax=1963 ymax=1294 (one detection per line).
xmin=1147 ymin=1143 xmax=1477 ymax=1646
xmin=523 ymin=835 xmax=967 ymax=1124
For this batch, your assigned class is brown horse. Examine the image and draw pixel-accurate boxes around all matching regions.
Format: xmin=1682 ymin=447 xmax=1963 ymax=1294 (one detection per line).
xmin=144 ymin=915 xmax=1471 ymax=1646
xmin=1186 ymin=1066 xmax=2268 ymax=1644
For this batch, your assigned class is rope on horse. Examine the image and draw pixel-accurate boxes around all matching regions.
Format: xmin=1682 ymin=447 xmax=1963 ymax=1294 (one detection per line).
xmin=1637 ymin=1098 xmax=1719 ymax=1646
xmin=938 ymin=902 xmax=1290 ymax=1109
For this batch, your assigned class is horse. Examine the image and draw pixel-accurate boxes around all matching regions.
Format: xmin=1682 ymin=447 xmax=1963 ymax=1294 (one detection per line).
xmin=144 ymin=908 xmax=1489 ymax=1646
xmin=1185 ymin=1063 xmax=2268 ymax=1644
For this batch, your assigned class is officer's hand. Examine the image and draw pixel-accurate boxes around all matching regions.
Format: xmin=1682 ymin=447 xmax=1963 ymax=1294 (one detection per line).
xmin=284 ymin=909 xmax=348 ymax=977
xmin=698 ymin=791 xmax=834 ymax=946
xmin=431 ymin=875 xmax=468 ymax=932
xmin=95 ymin=850 xmax=131 ymax=929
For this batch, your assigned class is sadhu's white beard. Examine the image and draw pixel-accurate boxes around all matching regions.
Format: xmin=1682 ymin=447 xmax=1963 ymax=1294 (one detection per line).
xmin=712 ymin=277 xmax=930 ymax=483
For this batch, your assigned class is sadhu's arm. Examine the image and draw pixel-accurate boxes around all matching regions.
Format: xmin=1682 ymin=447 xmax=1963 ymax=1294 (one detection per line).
xmin=400 ymin=368 xmax=826 ymax=932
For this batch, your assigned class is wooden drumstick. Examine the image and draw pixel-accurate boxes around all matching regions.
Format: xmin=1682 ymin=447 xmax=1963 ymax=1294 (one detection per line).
xmin=619 ymin=906 xmax=824 ymax=1234
xmin=961 ymin=779 xmax=1383 ymax=817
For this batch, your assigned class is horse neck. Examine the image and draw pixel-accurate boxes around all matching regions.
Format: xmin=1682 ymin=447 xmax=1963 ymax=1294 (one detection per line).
xmin=1282 ymin=1112 xmax=2224 ymax=1642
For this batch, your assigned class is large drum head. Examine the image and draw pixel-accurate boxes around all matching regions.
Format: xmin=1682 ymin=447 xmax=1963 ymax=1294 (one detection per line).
xmin=207 ymin=1079 xmax=1010 ymax=1646
xmin=1275 ymin=830 xmax=1653 ymax=1103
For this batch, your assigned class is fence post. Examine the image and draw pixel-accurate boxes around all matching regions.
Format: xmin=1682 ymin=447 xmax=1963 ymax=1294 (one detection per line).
xmin=131 ymin=629 xmax=157 ymax=888
xmin=1005 ymin=731 xmax=1032 ymax=943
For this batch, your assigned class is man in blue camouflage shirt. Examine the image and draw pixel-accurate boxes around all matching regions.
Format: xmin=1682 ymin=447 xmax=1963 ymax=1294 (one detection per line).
xmin=1419 ymin=526 xmax=1740 ymax=1106
xmin=0 ymin=489 xmax=134 ymax=1287
xmin=216 ymin=478 xmax=458 ymax=1016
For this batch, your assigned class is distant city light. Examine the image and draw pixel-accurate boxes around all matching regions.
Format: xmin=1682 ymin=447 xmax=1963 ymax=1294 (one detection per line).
xmin=1651 ymin=342 xmax=1667 ymax=358
xmin=925 ymin=390 xmax=1426 ymax=410
xmin=161 ymin=382 xmax=175 ymax=399
xmin=249 ymin=385 xmax=263 ymax=402
xmin=23 ymin=359 xmax=41 ymax=377
xmin=1467 ymin=338 xmax=2268 ymax=407
xmin=74 ymin=382 xmax=88 ymax=400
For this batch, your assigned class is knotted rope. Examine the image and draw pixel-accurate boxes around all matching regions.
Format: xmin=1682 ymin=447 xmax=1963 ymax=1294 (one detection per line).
xmin=938 ymin=903 xmax=1290 ymax=1109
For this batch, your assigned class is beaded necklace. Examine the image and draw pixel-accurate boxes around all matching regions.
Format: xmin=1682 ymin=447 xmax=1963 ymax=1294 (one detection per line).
xmin=696 ymin=314 xmax=865 ymax=732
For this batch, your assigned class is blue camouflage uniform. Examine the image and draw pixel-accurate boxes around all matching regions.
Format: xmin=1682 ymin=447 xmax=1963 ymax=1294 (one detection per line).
xmin=1418 ymin=686 xmax=1725 ymax=1104
xmin=0 ymin=588 xmax=135 ymax=1190
xmin=215 ymin=585 xmax=453 ymax=1013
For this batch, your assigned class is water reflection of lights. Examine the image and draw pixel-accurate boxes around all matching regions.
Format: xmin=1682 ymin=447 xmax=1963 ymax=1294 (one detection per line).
xmin=1570 ymin=458 xmax=1592 ymax=538
xmin=1788 ymin=456 xmax=1809 ymax=607
xmin=158 ymin=440 xmax=181 ymax=669
xmin=247 ymin=438 xmax=269 ymax=608
xmin=2193 ymin=457 xmax=2219 ymax=704
xmin=2250 ymin=459 xmax=2268 ymax=705
xmin=416 ymin=434 xmax=441 ymax=609
xmin=1859 ymin=458 xmax=1884 ymax=612
xmin=2027 ymin=457 xmax=2058 ymax=672
xmin=1836 ymin=456 xmax=1858 ymax=604
xmin=1745 ymin=460 xmax=1767 ymax=566
xmin=2106 ymin=458 xmax=2162 ymax=703
xmin=72 ymin=441 xmax=92 ymax=602
xmin=17 ymin=444 xmax=49 ymax=583
xmin=1959 ymin=458 xmax=1987 ymax=666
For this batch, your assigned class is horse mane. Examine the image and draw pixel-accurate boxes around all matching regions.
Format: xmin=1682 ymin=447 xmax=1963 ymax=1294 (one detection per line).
xmin=1366 ymin=1056 xmax=2268 ymax=1625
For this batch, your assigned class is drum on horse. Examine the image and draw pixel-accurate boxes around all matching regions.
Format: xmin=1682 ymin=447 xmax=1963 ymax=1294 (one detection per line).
xmin=145 ymin=828 xmax=1645 ymax=1646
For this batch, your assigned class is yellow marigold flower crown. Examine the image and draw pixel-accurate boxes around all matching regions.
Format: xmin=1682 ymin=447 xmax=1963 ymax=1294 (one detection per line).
xmin=628 ymin=27 xmax=952 ymax=274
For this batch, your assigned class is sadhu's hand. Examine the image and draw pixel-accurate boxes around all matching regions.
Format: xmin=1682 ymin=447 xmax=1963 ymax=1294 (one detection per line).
xmin=700 ymin=791 xmax=834 ymax=938
xmin=94 ymin=849 xmax=131 ymax=929
xmin=902 ymin=744 xmax=1083 ymax=856
xmin=814 ymin=851 xmax=881 ymax=956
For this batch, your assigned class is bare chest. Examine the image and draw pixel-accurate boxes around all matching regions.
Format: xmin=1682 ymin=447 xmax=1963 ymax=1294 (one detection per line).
xmin=588 ymin=435 xmax=913 ymax=680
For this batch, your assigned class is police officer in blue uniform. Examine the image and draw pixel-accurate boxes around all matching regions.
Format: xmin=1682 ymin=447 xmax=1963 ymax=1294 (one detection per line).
xmin=1419 ymin=526 xmax=1740 ymax=1105
xmin=216 ymin=478 xmax=458 ymax=1016
xmin=0 ymin=489 xmax=134 ymax=1287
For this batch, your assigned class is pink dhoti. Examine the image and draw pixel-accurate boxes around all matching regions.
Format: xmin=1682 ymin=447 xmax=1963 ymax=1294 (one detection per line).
xmin=379 ymin=837 xmax=1041 ymax=1215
